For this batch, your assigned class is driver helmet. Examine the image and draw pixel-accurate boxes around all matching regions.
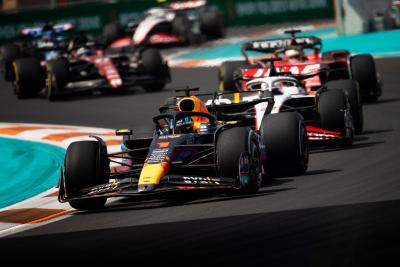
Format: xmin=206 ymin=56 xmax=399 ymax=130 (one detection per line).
xmin=76 ymin=46 xmax=92 ymax=57
xmin=285 ymin=49 xmax=302 ymax=61
xmin=175 ymin=116 xmax=194 ymax=134
xmin=42 ymin=23 xmax=54 ymax=33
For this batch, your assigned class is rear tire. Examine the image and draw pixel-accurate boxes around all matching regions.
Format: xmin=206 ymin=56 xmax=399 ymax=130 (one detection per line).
xmin=103 ymin=22 xmax=125 ymax=45
xmin=64 ymin=141 xmax=109 ymax=210
xmin=46 ymin=59 xmax=69 ymax=100
xmin=0 ymin=44 xmax=20 ymax=81
xmin=350 ymin=54 xmax=381 ymax=102
xmin=172 ymin=15 xmax=199 ymax=45
xmin=319 ymin=90 xmax=353 ymax=146
xmin=200 ymin=7 xmax=225 ymax=39
xmin=326 ymin=80 xmax=363 ymax=134
xmin=219 ymin=61 xmax=249 ymax=92
xmin=260 ymin=112 xmax=309 ymax=177
xmin=217 ymin=127 xmax=262 ymax=194
xmin=13 ymin=57 xmax=43 ymax=99
xmin=141 ymin=49 xmax=167 ymax=91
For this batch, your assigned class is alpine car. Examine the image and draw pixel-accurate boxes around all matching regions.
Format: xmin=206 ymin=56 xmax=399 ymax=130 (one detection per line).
xmin=59 ymin=88 xmax=309 ymax=210
xmin=219 ymin=30 xmax=382 ymax=102
xmin=12 ymin=36 xmax=170 ymax=100
xmin=103 ymin=0 xmax=225 ymax=47
xmin=0 ymin=22 xmax=73 ymax=82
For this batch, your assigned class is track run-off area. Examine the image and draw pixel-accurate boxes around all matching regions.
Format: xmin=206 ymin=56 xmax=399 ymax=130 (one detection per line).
xmin=1 ymin=23 xmax=400 ymax=265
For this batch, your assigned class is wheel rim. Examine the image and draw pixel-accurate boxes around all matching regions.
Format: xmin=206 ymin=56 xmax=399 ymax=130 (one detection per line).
xmin=250 ymin=141 xmax=262 ymax=188
xmin=298 ymin=123 xmax=309 ymax=170
xmin=12 ymin=62 xmax=20 ymax=95
xmin=46 ymin=66 xmax=53 ymax=99
xmin=219 ymin=66 xmax=225 ymax=92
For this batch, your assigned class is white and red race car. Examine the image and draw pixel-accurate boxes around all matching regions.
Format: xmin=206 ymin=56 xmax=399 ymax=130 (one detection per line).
xmin=213 ymin=74 xmax=356 ymax=146
xmin=103 ymin=0 xmax=225 ymax=47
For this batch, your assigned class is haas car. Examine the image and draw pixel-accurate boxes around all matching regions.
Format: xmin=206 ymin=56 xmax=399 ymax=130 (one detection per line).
xmin=0 ymin=23 xmax=73 ymax=82
xmin=59 ymin=88 xmax=309 ymax=210
xmin=219 ymin=29 xmax=382 ymax=102
xmin=12 ymin=35 xmax=170 ymax=100
xmin=103 ymin=0 xmax=225 ymax=47
xmin=244 ymin=71 xmax=355 ymax=146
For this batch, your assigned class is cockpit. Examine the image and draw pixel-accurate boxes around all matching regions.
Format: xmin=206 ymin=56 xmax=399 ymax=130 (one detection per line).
xmin=246 ymin=78 xmax=303 ymax=95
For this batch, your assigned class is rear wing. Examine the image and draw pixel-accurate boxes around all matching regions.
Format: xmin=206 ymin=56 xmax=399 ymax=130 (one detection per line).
xmin=158 ymin=89 xmax=274 ymax=122
xmin=167 ymin=0 xmax=207 ymax=10
xmin=241 ymin=36 xmax=322 ymax=60
xmin=20 ymin=22 xmax=74 ymax=37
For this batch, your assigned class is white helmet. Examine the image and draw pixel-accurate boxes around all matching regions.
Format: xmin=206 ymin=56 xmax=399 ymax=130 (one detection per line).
xmin=285 ymin=49 xmax=301 ymax=60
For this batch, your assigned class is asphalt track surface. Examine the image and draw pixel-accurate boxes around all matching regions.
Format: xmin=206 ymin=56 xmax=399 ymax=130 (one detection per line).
xmin=1 ymin=58 xmax=400 ymax=266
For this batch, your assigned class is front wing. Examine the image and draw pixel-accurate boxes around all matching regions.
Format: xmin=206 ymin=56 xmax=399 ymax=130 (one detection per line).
xmin=58 ymin=172 xmax=241 ymax=203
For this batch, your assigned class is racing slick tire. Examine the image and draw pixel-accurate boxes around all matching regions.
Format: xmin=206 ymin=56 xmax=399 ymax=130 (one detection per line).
xmin=260 ymin=112 xmax=309 ymax=178
xmin=217 ymin=127 xmax=262 ymax=194
xmin=319 ymin=89 xmax=353 ymax=146
xmin=350 ymin=54 xmax=381 ymax=102
xmin=172 ymin=15 xmax=202 ymax=45
xmin=13 ymin=57 xmax=43 ymax=99
xmin=219 ymin=61 xmax=249 ymax=92
xmin=46 ymin=59 xmax=69 ymax=101
xmin=200 ymin=7 xmax=225 ymax=39
xmin=141 ymin=48 xmax=167 ymax=91
xmin=64 ymin=141 xmax=109 ymax=210
xmin=103 ymin=22 xmax=125 ymax=45
xmin=0 ymin=44 xmax=20 ymax=81
xmin=326 ymin=80 xmax=364 ymax=134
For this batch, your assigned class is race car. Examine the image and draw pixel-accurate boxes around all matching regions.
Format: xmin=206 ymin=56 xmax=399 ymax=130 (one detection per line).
xmin=12 ymin=36 xmax=170 ymax=100
xmin=219 ymin=30 xmax=382 ymax=102
xmin=244 ymin=74 xmax=355 ymax=146
xmin=58 ymin=88 xmax=308 ymax=210
xmin=0 ymin=23 xmax=73 ymax=82
xmin=103 ymin=0 xmax=225 ymax=47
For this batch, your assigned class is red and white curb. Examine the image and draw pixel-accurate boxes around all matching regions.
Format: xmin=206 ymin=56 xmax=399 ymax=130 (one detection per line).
xmin=0 ymin=122 xmax=122 ymax=237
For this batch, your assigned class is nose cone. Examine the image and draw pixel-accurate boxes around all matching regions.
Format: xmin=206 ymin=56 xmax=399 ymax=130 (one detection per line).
xmin=138 ymin=163 xmax=169 ymax=192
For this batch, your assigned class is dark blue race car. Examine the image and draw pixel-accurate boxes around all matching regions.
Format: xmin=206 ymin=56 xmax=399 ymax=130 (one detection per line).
xmin=0 ymin=23 xmax=73 ymax=85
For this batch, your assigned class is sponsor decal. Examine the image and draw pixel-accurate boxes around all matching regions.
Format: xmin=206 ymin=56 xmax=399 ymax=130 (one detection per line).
xmin=158 ymin=134 xmax=181 ymax=139
xmin=87 ymin=181 xmax=119 ymax=195
xmin=183 ymin=176 xmax=221 ymax=185
xmin=235 ymin=0 xmax=328 ymax=17
xmin=147 ymin=148 xmax=169 ymax=164
xmin=158 ymin=142 xmax=170 ymax=148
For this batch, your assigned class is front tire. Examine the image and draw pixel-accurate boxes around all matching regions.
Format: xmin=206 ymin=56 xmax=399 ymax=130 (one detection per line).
xmin=64 ymin=141 xmax=109 ymax=210
xmin=217 ymin=127 xmax=262 ymax=194
xmin=319 ymin=90 xmax=353 ymax=146
xmin=141 ymin=49 xmax=168 ymax=92
xmin=260 ymin=112 xmax=309 ymax=178
xmin=46 ymin=59 xmax=69 ymax=101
